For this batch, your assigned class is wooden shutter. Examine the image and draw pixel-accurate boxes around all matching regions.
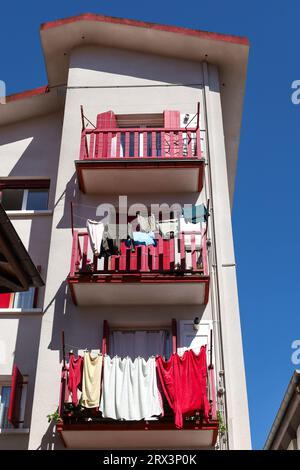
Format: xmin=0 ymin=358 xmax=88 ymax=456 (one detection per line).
xmin=96 ymin=111 xmax=117 ymax=157
xmin=101 ymin=320 xmax=110 ymax=355
xmin=163 ymin=110 xmax=180 ymax=156
xmin=96 ymin=111 xmax=117 ymax=129
xmin=163 ymin=110 xmax=180 ymax=129
xmin=8 ymin=365 xmax=24 ymax=428
xmin=0 ymin=293 xmax=14 ymax=308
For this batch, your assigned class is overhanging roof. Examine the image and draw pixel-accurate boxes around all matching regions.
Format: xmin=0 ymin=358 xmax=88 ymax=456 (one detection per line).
xmin=264 ymin=370 xmax=300 ymax=449
xmin=1 ymin=13 xmax=249 ymax=198
xmin=0 ymin=203 xmax=44 ymax=293
xmin=39 ymin=13 xmax=249 ymax=198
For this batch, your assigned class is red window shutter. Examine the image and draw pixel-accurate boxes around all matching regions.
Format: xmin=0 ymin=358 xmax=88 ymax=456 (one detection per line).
xmin=164 ymin=111 xmax=180 ymax=156
xmin=171 ymin=318 xmax=177 ymax=354
xmin=0 ymin=293 xmax=14 ymax=308
xmin=163 ymin=110 xmax=180 ymax=129
xmin=101 ymin=320 xmax=110 ymax=355
xmin=96 ymin=111 xmax=117 ymax=157
xmin=96 ymin=111 xmax=117 ymax=129
xmin=8 ymin=365 xmax=24 ymax=428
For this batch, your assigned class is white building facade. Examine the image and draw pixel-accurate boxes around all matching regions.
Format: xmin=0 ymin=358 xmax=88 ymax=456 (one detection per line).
xmin=0 ymin=14 xmax=251 ymax=450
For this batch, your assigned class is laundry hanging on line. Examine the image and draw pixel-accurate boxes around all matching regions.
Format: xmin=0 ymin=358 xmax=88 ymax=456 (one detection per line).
xmin=82 ymin=351 xmax=103 ymax=408
xmin=100 ymin=356 xmax=163 ymax=421
xmin=156 ymin=346 xmax=210 ymax=429
xmin=68 ymin=352 xmax=83 ymax=407
xmin=182 ymin=204 xmax=208 ymax=224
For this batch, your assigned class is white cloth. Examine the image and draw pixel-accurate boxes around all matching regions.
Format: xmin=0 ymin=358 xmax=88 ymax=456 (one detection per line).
xmin=158 ymin=219 xmax=179 ymax=238
xmin=110 ymin=330 xmax=166 ymax=360
xmin=100 ymin=356 xmax=162 ymax=420
xmin=137 ymin=214 xmax=156 ymax=233
xmin=86 ymin=219 xmax=104 ymax=256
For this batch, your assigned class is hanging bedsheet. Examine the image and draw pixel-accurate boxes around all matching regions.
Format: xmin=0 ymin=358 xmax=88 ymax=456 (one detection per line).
xmin=100 ymin=356 xmax=163 ymax=421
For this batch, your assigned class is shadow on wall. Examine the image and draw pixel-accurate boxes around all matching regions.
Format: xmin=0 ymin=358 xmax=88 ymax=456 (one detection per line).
xmin=0 ymin=112 xmax=62 ymax=208
xmin=14 ymin=314 xmax=43 ymax=431
xmin=45 ymin=281 xmax=104 ymax=362
xmin=36 ymin=421 xmax=64 ymax=450
xmin=71 ymin=45 xmax=204 ymax=90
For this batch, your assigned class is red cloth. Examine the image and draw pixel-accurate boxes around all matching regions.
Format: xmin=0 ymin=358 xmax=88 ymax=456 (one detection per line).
xmin=156 ymin=347 xmax=210 ymax=429
xmin=68 ymin=353 xmax=83 ymax=406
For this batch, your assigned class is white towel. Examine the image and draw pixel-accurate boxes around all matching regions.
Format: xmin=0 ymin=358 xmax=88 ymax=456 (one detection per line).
xmin=82 ymin=352 xmax=103 ymax=408
xmin=86 ymin=219 xmax=104 ymax=256
xmin=100 ymin=356 xmax=162 ymax=421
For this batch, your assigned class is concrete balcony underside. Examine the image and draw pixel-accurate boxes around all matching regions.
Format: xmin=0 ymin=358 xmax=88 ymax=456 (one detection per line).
xmin=57 ymin=419 xmax=218 ymax=449
xmin=68 ymin=274 xmax=210 ymax=306
xmin=75 ymin=158 xmax=205 ymax=194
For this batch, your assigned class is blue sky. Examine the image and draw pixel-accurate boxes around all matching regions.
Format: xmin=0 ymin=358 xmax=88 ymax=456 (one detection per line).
xmin=1 ymin=0 xmax=299 ymax=449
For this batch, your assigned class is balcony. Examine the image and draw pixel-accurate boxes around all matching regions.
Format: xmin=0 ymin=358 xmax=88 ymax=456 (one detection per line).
xmin=67 ymin=230 xmax=210 ymax=306
xmin=75 ymin=127 xmax=205 ymax=194
xmin=57 ymin=347 xmax=218 ymax=449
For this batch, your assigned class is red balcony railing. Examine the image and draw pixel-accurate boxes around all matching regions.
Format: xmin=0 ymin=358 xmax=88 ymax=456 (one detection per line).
xmin=79 ymin=128 xmax=202 ymax=160
xmin=58 ymin=355 xmax=217 ymax=431
xmin=69 ymin=230 xmax=208 ymax=277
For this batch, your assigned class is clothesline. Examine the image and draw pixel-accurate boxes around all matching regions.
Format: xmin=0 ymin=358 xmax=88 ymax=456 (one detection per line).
xmin=65 ymin=347 xmax=210 ymax=428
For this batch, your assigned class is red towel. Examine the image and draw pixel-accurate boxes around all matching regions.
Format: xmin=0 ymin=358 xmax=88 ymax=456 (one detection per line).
xmin=68 ymin=353 xmax=83 ymax=406
xmin=156 ymin=347 xmax=210 ymax=429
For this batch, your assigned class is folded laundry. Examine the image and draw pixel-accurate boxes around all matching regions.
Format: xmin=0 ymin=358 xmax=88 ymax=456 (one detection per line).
xmin=100 ymin=356 xmax=163 ymax=421
xmin=156 ymin=347 xmax=210 ymax=429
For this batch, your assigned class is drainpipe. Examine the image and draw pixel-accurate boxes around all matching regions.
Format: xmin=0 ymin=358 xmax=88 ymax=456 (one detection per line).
xmin=202 ymin=61 xmax=229 ymax=449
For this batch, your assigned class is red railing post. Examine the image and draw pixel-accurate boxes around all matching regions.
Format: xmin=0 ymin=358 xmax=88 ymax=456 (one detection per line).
xmin=202 ymin=230 xmax=209 ymax=276
xmin=79 ymin=130 xmax=87 ymax=160
xmin=70 ymin=231 xmax=79 ymax=277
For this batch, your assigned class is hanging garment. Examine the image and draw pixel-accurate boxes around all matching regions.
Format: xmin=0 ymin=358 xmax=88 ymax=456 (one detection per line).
xmin=132 ymin=231 xmax=156 ymax=246
xmin=156 ymin=347 xmax=210 ymax=429
xmin=158 ymin=219 xmax=179 ymax=239
xmin=137 ymin=214 xmax=156 ymax=233
xmin=82 ymin=352 xmax=103 ymax=408
xmin=182 ymin=204 xmax=208 ymax=224
xmin=110 ymin=330 xmax=168 ymax=360
xmin=86 ymin=220 xmax=105 ymax=257
xmin=100 ymin=224 xmax=121 ymax=258
xmin=68 ymin=353 xmax=84 ymax=406
xmin=100 ymin=356 xmax=162 ymax=421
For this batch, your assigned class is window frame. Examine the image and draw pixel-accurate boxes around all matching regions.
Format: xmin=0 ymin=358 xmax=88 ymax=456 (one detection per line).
xmin=0 ymin=378 xmax=27 ymax=430
xmin=0 ymin=179 xmax=50 ymax=212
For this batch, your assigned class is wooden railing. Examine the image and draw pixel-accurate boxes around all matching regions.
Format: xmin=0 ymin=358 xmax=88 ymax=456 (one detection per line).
xmin=79 ymin=127 xmax=202 ymax=160
xmin=69 ymin=229 xmax=208 ymax=277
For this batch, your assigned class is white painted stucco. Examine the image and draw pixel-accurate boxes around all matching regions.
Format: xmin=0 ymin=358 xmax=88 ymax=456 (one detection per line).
xmin=0 ymin=43 xmax=250 ymax=450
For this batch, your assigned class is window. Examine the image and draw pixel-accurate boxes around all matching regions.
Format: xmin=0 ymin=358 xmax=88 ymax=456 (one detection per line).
xmin=0 ymin=385 xmax=11 ymax=429
xmin=0 ymin=287 xmax=37 ymax=309
xmin=0 ymin=179 xmax=50 ymax=211
xmin=0 ymin=368 xmax=27 ymax=429
xmin=109 ymin=328 xmax=171 ymax=360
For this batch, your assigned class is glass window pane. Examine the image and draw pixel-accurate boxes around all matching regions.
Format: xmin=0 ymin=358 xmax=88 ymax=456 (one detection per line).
xmin=13 ymin=287 xmax=35 ymax=309
xmin=0 ymin=386 xmax=11 ymax=429
xmin=26 ymin=190 xmax=48 ymax=210
xmin=1 ymin=189 xmax=24 ymax=210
